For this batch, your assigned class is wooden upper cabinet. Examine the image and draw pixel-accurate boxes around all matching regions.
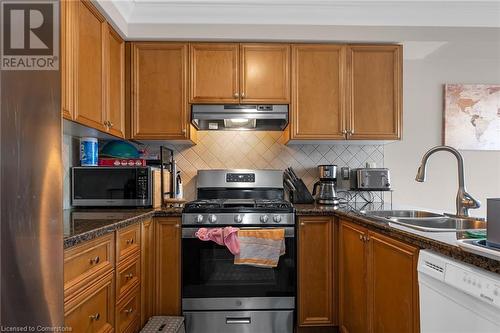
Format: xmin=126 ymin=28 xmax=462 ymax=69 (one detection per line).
xmin=291 ymin=44 xmax=345 ymax=140
xmin=61 ymin=0 xmax=73 ymax=120
xmin=339 ymin=220 xmax=368 ymax=333
xmin=347 ymin=45 xmax=402 ymax=140
xmin=368 ymin=231 xmax=419 ymax=333
xmin=240 ymin=43 xmax=290 ymax=103
xmin=155 ymin=217 xmax=181 ymax=315
xmin=106 ymin=25 xmax=125 ymax=138
xmin=132 ymin=43 xmax=189 ymax=140
xmin=74 ymin=0 xmax=106 ymax=131
xmin=298 ymin=216 xmax=335 ymax=327
xmin=189 ymin=43 xmax=239 ymax=103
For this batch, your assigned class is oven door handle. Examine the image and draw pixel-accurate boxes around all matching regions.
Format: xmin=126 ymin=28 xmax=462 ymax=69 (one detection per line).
xmin=182 ymin=227 xmax=295 ymax=238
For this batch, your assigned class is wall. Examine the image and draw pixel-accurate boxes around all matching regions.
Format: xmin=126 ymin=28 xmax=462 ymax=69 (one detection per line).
xmin=63 ymin=134 xmax=79 ymax=209
xmin=62 ymin=131 xmax=385 ymax=206
xmin=385 ymin=40 xmax=500 ymax=217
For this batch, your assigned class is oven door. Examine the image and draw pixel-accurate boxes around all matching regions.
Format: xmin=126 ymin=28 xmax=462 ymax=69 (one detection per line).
xmin=182 ymin=227 xmax=296 ymax=311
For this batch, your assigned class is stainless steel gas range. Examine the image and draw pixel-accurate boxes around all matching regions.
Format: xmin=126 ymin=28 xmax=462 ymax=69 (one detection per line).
xmin=181 ymin=169 xmax=296 ymax=333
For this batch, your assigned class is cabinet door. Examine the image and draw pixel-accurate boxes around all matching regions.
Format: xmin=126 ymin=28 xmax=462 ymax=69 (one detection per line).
xmin=132 ymin=43 xmax=189 ymax=140
xmin=141 ymin=219 xmax=155 ymax=326
xmin=64 ymin=272 xmax=114 ymax=333
xmin=74 ymin=0 xmax=106 ymax=131
xmin=339 ymin=220 xmax=368 ymax=333
xmin=106 ymin=24 xmax=125 ymax=138
xmin=61 ymin=0 xmax=74 ymax=120
xmin=189 ymin=43 xmax=239 ymax=103
xmin=298 ymin=216 xmax=335 ymax=326
xmin=291 ymin=44 xmax=346 ymax=140
xmin=368 ymin=231 xmax=419 ymax=333
xmin=155 ymin=217 xmax=181 ymax=315
xmin=240 ymin=43 xmax=290 ymax=103
xmin=346 ymin=45 xmax=402 ymax=140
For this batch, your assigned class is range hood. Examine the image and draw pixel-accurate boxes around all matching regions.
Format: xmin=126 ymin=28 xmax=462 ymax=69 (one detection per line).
xmin=191 ymin=105 xmax=288 ymax=131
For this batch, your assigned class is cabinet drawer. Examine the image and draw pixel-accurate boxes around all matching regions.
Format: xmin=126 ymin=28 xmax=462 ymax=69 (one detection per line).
xmin=64 ymin=272 xmax=114 ymax=333
xmin=116 ymin=286 xmax=141 ymax=333
xmin=116 ymin=253 xmax=141 ymax=302
xmin=64 ymin=233 xmax=114 ymax=299
xmin=117 ymin=224 xmax=141 ymax=262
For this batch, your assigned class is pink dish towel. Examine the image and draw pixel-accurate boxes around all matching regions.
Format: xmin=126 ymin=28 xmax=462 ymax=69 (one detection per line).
xmin=195 ymin=227 xmax=240 ymax=255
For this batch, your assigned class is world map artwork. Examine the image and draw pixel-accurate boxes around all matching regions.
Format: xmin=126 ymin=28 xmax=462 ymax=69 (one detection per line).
xmin=444 ymin=84 xmax=500 ymax=150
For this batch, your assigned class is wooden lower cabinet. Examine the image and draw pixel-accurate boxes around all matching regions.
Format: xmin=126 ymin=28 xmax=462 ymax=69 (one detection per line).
xmin=116 ymin=286 xmax=141 ymax=333
xmin=368 ymin=231 xmax=419 ymax=333
xmin=339 ymin=221 xmax=368 ymax=333
xmin=64 ymin=272 xmax=115 ymax=333
xmin=339 ymin=219 xmax=419 ymax=333
xmin=141 ymin=219 xmax=156 ymax=325
xmin=155 ymin=217 xmax=182 ymax=315
xmin=298 ymin=216 xmax=336 ymax=327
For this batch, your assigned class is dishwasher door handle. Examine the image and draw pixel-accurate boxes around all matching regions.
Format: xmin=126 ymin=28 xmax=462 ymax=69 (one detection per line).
xmin=226 ymin=317 xmax=251 ymax=325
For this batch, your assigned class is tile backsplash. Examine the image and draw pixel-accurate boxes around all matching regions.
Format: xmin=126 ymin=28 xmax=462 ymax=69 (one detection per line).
xmin=162 ymin=131 xmax=384 ymax=201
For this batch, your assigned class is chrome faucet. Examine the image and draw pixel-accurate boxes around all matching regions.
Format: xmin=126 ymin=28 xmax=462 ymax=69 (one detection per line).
xmin=415 ymin=145 xmax=480 ymax=217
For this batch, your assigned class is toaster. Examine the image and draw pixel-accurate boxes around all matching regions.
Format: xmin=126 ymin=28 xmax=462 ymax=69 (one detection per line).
xmin=350 ymin=168 xmax=391 ymax=191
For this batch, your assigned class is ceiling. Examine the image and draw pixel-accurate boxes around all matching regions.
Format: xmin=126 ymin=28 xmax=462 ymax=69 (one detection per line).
xmin=94 ymin=0 xmax=500 ymax=59
xmin=96 ymin=1 xmax=500 ymax=37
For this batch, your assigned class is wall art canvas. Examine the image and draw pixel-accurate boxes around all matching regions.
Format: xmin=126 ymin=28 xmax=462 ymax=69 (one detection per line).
xmin=444 ymin=84 xmax=500 ymax=150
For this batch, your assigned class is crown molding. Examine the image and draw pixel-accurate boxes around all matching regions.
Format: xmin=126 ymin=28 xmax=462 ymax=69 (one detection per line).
xmin=95 ymin=0 xmax=500 ymax=39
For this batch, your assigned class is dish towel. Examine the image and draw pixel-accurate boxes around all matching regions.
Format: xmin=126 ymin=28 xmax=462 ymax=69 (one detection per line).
xmin=234 ymin=228 xmax=285 ymax=268
xmin=195 ymin=227 xmax=240 ymax=255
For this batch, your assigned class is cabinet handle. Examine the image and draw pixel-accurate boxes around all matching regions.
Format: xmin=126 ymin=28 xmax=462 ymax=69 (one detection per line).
xmin=300 ymin=222 xmax=305 ymax=226
xmin=175 ymin=224 xmax=180 ymax=228
xmin=233 ymin=92 xmax=239 ymax=98
xmin=125 ymin=273 xmax=134 ymax=280
xmin=89 ymin=313 xmax=100 ymax=321
xmin=123 ymin=308 xmax=134 ymax=314
xmin=342 ymin=129 xmax=347 ymax=134
xmin=241 ymin=92 xmax=246 ymax=98
xmin=359 ymin=234 xmax=363 ymax=241
xmin=108 ymin=121 xmax=114 ymax=128
xmin=126 ymin=238 xmax=134 ymax=245
xmin=182 ymin=128 xmax=187 ymax=134
xmin=89 ymin=256 xmax=100 ymax=265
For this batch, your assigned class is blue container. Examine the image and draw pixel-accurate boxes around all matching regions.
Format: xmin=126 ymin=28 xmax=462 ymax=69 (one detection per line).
xmin=80 ymin=137 xmax=98 ymax=166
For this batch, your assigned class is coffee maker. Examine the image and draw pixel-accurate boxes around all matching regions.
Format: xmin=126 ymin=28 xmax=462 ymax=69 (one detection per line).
xmin=312 ymin=165 xmax=338 ymax=205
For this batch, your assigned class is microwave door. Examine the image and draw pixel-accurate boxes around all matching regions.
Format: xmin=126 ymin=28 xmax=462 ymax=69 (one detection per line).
xmin=71 ymin=167 xmax=151 ymax=207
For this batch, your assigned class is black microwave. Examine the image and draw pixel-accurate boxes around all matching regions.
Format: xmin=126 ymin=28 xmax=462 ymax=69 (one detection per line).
xmin=71 ymin=167 xmax=153 ymax=207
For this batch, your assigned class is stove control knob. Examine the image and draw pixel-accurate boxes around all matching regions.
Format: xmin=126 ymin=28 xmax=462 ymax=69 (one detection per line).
xmin=273 ymin=215 xmax=282 ymax=223
xmin=260 ymin=215 xmax=269 ymax=223
xmin=195 ymin=215 xmax=204 ymax=223
xmin=208 ymin=214 xmax=217 ymax=223
xmin=234 ymin=215 xmax=243 ymax=223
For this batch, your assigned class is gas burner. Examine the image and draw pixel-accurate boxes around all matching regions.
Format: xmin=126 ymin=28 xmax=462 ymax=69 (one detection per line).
xmin=255 ymin=199 xmax=293 ymax=209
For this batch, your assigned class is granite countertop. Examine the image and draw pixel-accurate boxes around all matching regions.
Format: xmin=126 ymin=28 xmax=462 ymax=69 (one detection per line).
xmin=63 ymin=202 xmax=499 ymax=274
xmin=63 ymin=207 xmax=182 ymax=249
xmin=295 ymin=203 xmax=500 ymax=274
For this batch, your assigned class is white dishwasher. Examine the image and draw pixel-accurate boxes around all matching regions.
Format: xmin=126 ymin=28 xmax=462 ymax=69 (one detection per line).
xmin=418 ymin=250 xmax=500 ymax=333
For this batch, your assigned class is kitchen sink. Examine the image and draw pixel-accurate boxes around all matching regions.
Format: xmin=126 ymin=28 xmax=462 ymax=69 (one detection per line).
xmin=364 ymin=210 xmax=444 ymax=219
xmin=388 ymin=217 xmax=486 ymax=232
xmin=362 ymin=210 xmax=486 ymax=232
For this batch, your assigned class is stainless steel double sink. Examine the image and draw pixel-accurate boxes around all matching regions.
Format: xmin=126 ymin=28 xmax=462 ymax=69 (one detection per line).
xmin=363 ymin=210 xmax=486 ymax=232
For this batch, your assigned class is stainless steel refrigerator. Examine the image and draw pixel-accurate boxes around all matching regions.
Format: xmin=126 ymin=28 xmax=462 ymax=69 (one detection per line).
xmin=0 ymin=0 xmax=63 ymax=327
